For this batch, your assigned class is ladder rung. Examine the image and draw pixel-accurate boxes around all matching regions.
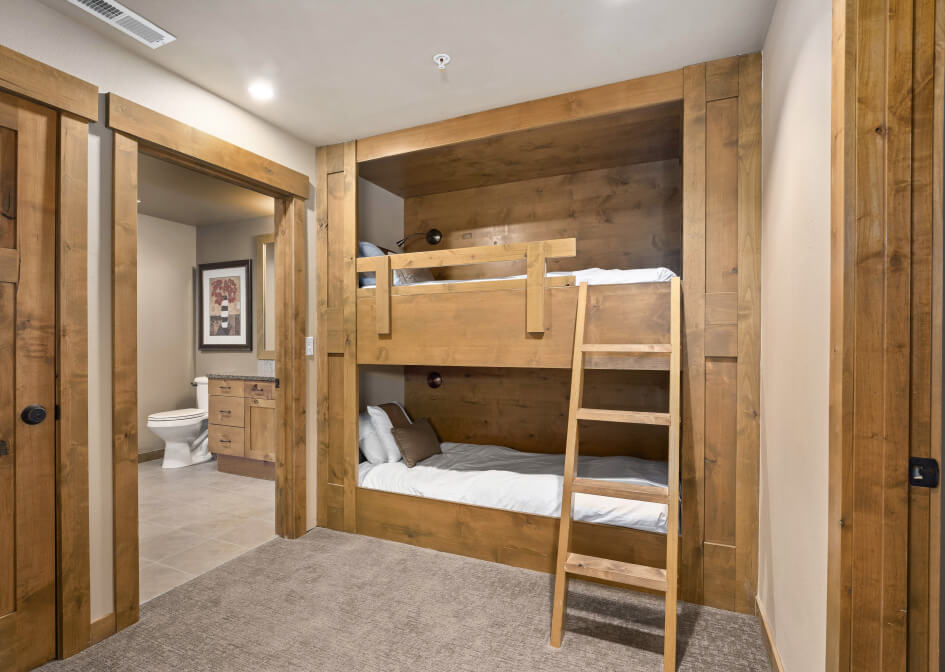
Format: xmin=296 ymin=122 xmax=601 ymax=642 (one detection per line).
xmin=571 ymin=478 xmax=669 ymax=504
xmin=576 ymin=408 xmax=671 ymax=426
xmin=564 ymin=553 xmax=668 ymax=592
xmin=581 ymin=343 xmax=672 ymax=354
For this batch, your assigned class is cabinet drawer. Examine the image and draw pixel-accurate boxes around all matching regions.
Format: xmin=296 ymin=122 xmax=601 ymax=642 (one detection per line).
xmin=209 ymin=424 xmax=244 ymax=457
xmin=244 ymin=380 xmax=274 ymax=400
xmin=209 ymin=396 xmax=244 ymax=427
xmin=209 ymin=378 xmax=242 ymax=397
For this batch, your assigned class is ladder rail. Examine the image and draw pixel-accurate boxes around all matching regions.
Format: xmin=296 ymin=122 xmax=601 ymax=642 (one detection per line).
xmin=664 ymin=276 xmax=681 ymax=667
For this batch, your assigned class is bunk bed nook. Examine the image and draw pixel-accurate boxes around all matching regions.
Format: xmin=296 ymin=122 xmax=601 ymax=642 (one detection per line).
xmin=317 ymin=55 xmax=761 ymax=618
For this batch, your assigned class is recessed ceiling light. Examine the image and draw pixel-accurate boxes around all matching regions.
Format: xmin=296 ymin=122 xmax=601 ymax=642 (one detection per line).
xmin=433 ymin=53 xmax=451 ymax=71
xmin=248 ymin=80 xmax=275 ymax=102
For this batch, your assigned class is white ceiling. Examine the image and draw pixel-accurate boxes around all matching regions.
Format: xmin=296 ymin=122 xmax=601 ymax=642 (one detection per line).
xmin=44 ymin=0 xmax=776 ymax=146
xmin=138 ymin=154 xmax=274 ymax=226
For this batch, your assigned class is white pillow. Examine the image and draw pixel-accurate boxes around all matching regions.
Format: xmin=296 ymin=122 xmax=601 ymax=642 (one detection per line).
xmin=367 ymin=403 xmax=412 ymax=463
xmin=358 ymin=241 xmax=386 ymax=287
xmin=358 ymin=412 xmax=388 ymax=465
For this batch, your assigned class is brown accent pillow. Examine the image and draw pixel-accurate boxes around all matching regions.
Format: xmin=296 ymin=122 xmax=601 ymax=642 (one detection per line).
xmin=390 ymin=418 xmax=441 ymax=468
xmin=378 ymin=402 xmax=410 ymax=428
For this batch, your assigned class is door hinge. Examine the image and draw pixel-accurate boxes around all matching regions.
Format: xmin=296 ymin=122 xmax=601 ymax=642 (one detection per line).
xmin=909 ymin=457 xmax=939 ymax=488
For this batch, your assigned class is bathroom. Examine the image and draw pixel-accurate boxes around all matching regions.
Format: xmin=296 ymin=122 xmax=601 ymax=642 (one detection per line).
xmin=135 ymin=153 xmax=279 ymax=603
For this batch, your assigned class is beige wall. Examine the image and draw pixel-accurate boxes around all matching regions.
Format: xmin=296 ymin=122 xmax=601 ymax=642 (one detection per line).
xmin=195 ymin=216 xmax=274 ymax=378
xmin=0 ymin=0 xmax=317 ymax=620
xmin=136 ymin=215 xmax=197 ymax=454
xmin=758 ymin=1 xmax=831 ymax=670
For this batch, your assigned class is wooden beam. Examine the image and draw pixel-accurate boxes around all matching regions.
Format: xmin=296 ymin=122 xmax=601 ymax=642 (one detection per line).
xmin=525 ymin=242 xmax=546 ymax=334
xmin=0 ymin=44 xmax=98 ymax=121
xmin=374 ymin=254 xmax=391 ymax=335
xmin=111 ymin=132 xmax=139 ymax=631
xmin=356 ymin=69 xmax=684 ymax=162
xmin=106 ymin=94 xmax=309 ymax=199
xmin=315 ymin=146 xmax=330 ymax=528
xmin=357 ymin=238 xmax=576 ymax=272
xmin=735 ymin=52 xmax=762 ymax=615
xmin=342 ymin=141 xmax=358 ymax=533
xmin=56 ymin=113 xmax=90 ymax=658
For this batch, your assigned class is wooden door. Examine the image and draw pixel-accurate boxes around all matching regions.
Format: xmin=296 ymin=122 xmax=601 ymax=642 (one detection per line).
xmin=0 ymin=92 xmax=58 ymax=670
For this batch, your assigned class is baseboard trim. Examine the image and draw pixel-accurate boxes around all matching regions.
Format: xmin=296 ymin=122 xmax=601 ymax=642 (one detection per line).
xmin=90 ymin=612 xmax=116 ymax=645
xmin=755 ymin=596 xmax=784 ymax=672
xmin=138 ymin=449 xmax=164 ymax=463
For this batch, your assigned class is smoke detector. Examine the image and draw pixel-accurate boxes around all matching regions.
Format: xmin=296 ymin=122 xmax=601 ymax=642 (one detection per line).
xmin=64 ymin=0 xmax=176 ymax=49
xmin=433 ymin=53 xmax=451 ymax=71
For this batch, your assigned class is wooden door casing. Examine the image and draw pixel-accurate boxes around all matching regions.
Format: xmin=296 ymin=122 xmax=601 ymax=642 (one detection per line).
xmin=0 ymin=91 xmax=59 ymax=671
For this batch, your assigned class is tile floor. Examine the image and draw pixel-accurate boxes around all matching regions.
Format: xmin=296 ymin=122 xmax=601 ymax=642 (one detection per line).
xmin=137 ymin=458 xmax=276 ymax=603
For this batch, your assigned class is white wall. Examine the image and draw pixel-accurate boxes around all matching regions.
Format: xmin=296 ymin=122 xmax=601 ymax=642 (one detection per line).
xmin=758 ymin=1 xmax=831 ymax=670
xmin=195 ymin=216 xmax=275 ymax=379
xmin=0 ymin=0 xmax=317 ymax=621
xmin=136 ymin=215 xmax=197 ymax=454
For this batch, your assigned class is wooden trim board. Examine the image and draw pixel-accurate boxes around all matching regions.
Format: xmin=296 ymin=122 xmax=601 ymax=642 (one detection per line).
xmin=89 ymin=613 xmax=116 ymax=647
xmin=357 ymin=68 xmax=683 ymax=161
xmin=0 ymin=44 xmax=98 ymax=121
xmin=106 ymin=94 xmax=308 ymax=199
xmin=136 ymin=449 xmax=163 ymax=463
xmin=756 ymin=597 xmax=785 ymax=672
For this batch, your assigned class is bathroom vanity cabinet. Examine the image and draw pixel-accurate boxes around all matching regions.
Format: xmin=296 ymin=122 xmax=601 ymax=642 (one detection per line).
xmin=208 ymin=375 xmax=276 ymax=480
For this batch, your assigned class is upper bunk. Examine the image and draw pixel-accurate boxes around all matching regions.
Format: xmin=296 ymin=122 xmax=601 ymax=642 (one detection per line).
xmin=350 ymin=93 xmax=685 ymax=370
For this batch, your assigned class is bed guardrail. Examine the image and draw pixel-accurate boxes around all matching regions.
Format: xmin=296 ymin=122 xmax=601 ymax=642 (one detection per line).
xmin=356 ymin=237 xmax=577 ymax=335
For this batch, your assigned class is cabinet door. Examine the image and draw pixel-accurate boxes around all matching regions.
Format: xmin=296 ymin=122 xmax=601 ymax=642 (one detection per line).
xmin=244 ymin=398 xmax=275 ymax=462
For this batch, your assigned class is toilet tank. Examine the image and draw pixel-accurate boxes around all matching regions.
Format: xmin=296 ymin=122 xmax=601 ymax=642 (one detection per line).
xmin=194 ymin=376 xmax=209 ymax=411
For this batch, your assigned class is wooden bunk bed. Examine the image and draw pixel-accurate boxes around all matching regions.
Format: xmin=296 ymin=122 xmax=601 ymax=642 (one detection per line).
xmin=316 ymin=54 xmax=762 ymax=615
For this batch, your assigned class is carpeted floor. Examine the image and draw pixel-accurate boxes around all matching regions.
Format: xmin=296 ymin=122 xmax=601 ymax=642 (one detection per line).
xmin=42 ymin=528 xmax=770 ymax=671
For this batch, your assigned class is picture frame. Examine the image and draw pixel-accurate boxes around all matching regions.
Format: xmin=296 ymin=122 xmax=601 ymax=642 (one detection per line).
xmin=198 ymin=259 xmax=253 ymax=351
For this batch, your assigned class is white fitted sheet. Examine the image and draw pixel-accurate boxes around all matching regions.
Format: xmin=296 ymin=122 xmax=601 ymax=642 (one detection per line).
xmin=400 ymin=266 xmax=676 ymax=288
xmin=358 ymin=442 xmax=669 ymax=533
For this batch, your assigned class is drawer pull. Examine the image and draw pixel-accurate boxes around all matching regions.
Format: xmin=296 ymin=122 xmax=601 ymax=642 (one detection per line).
xmin=220 ymin=409 xmax=231 ymax=415
xmin=219 ymin=385 xmax=231 ymax=391
xmin=219 ymin=439 xmax=230 ymax=444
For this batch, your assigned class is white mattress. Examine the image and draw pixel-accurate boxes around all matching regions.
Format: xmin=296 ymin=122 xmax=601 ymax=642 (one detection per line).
xmin=405 ymin=266 xmax=676 ymax=288
xmin=358 ymin=442 xmax=669 ymax=533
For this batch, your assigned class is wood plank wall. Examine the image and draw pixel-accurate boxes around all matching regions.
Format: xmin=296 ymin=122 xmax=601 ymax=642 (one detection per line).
xmin=316 ymin=55 xmax=762 ymax=614
xmin=402 ymin=160 xmax=682 ymax=280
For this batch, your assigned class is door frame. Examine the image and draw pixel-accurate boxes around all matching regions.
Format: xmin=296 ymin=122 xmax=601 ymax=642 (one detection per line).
xmin=106 ymin=94 xmax=310 ymax=631
xmin=0 ymin=45 xmax=97 ymax=661
xmin=828 ymin=0 xmax=944 ymax=670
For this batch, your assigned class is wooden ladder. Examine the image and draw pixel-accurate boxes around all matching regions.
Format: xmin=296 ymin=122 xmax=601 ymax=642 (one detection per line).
xmin=550 ymin=277 xmax=682 ymax=671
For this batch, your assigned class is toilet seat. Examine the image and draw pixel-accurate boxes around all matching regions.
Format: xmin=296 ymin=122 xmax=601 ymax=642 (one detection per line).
xmin=148 ymin=408 xmax=207 ymax=423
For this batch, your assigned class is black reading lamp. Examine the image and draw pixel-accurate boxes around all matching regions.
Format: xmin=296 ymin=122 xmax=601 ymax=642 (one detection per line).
xmin=396 ymin=228 xmax=442 ymax=249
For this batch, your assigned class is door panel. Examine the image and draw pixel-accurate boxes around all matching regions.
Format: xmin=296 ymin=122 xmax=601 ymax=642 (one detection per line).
xmin=0 ymin=91 xmax=58 ymax=671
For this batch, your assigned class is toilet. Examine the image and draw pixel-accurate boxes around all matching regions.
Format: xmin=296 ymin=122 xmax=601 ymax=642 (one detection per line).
xmin=147 ymin=376 xmax=213 ymax=469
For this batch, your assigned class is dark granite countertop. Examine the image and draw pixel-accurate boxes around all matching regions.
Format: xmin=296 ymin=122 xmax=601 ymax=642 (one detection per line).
xmin=207 ymin=374 xmax=278 ymax=383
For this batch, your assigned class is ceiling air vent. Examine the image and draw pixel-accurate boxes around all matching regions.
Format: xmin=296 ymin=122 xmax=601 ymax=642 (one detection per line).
xmin=64 ymin=0 xmax=176 ymax=49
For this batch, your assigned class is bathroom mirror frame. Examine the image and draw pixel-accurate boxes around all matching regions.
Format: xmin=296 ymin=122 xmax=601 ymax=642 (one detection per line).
xmin=107 ymin=93 xmax=310 ymax=637
xmin=256 ymin=233 xmax=276 ymax=360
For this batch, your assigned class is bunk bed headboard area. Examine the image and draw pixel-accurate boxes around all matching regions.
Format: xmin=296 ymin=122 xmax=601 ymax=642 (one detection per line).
xmin=316 ymin=54 xmax=762 ymax=615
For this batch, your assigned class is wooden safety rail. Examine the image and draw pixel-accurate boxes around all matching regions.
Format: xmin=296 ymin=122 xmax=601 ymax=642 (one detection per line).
xmin=355 ymin=238 xmax=577 ymax=335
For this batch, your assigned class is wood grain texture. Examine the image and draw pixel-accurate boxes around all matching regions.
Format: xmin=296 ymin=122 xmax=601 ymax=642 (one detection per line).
xmin=703 ymin=542 xmax=736 ymax=611
xmin=111 ymin=131 xmax=139 ymax=632
xmin=734 ymin=53 xmax=761 ymax=616
xmin=680 ymin=62 xmax=707 ymax=605
xmin=404 ymin=367 xmax=669 ymax=459
xmin=357 ymin=68 xmax=683 ymax=162
xmin=56 ymin=113 xmax=90 ymax=659
xmin=89 ymin=613 xmax=116 ymax=646
xmin=704 ymin=359 xmax=736 ymax=546
xmin=706 ymin=98 xmax=739 ymax=294
xmin=0 ymin=248 xmax=17 ymax=283
xmin=107 ymin=94 xmax=308 ymax=198
xmin=356 ymin=238 xmax=576 ymax=272
xmin=315 ymin=146 xmax=330 ymax=528
xmin=359 ymin=102 xmax=682 ymax=197
xmin=342 ymin=142 xmax=358 ymax=533
xmin=0 ymin=44 xmax=98 ymax=121
xmin=705 ymin=56 xmax=740 ymax=101
xmin=402 ymin=160 xmax=682 ymax=280
xmin=359 ymin=283 xmax=672 ymax=370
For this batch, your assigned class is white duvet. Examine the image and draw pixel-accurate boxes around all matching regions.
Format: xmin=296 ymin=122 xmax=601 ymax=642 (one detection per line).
xmin=399 ymin=266 xmax=676 ymax=288
xmin=358 ymin=442 xmax=669 ymax=533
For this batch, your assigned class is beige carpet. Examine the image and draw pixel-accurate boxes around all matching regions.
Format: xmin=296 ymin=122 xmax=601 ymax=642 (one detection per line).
xmin=42 ymin=528 xmax=770 ymax=671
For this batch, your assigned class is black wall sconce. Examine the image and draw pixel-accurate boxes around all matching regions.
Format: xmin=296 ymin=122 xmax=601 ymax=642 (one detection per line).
xmin=427 ymin=371 xmax=443 ymax=389
xmin=397 ymin=228 xmax=442 ymax=249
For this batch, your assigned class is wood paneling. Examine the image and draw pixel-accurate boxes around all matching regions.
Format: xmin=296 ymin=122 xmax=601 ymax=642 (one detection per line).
xmin=706 ymin=98 xmax=739 ymax=294
xmin=357 ymin=68 xmax=684 ymax=162
xmin=404 ymin=367 xmax=669 ymax=459
xmin=703 ymin=541 xmax=736 ymax=611
xmin=706 ymin=56 xmax=740 ymax=101
xmin=342 ymin=142 xmax=359 ymax=533
xmin=0 ymin=44 xmax=98 ymax=122
xmin=356 ymin=487 xmax=673 ymax=577
xmin=734 ymin=52 xmax=762 ymax=616
xmin=704 ymin=359 xmax=736 ymax=546
xmin=358 ymin=283 xmax=672 ymax=370
xmin=89 ymin=613 xmax=116 ymax=647
xmin=0 ymin=248 xmax=16 ymax=283
xmin=403 ymin=160 xmax=683 ymax=279
xmin=111 ymin=132 xmax=139 ymax=631
xmin=680 ymin=62 xmax=707 ymax=605
xmin=56 ymin=113 xmax=90 ymax=658
xmin=359 ymin=102 xmax=682 ymax=197
xmin=107 ymin=94 xmax=308 ymax=198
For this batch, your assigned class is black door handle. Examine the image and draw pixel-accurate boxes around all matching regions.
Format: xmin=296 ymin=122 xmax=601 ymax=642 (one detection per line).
xmin=21 ymin=405 xmax=47 ymax=425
